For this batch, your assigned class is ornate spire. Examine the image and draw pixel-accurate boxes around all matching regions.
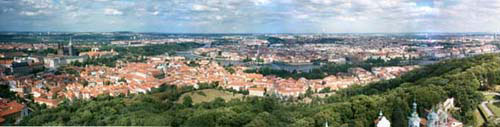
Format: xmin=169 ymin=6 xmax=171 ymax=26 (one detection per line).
xmin=412 ymin=99 xmax=417 ymax=113
xmin=408 ymin=99 xmax=421 ymax=127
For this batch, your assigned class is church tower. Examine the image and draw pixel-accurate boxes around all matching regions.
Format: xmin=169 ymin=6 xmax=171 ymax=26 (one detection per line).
xmin=426 ymin=108 xmax=439 ymax=127
xmin=57 ymin=42 xmax=64 ymax=56
xmin=408 ymin=101 xmax=421 ymax=127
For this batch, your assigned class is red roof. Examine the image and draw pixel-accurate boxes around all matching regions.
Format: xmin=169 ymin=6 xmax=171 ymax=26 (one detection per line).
xmin=0 ymin=99 xmax=25 ymax=124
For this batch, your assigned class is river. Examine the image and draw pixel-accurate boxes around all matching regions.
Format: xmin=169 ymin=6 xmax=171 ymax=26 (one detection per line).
xmin=175 ymin=51 xmax=321 ymax=72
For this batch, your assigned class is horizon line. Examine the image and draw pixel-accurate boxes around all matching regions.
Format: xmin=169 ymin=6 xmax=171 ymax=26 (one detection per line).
xmin=0 ymin=31 xmax=499 ymax=34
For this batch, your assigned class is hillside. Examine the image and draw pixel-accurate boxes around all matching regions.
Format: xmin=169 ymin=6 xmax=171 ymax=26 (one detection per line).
xmin=20 ymin=53 xmax=500 ymax=126
xmin=177 ymin=89 xmax=244 ymax=104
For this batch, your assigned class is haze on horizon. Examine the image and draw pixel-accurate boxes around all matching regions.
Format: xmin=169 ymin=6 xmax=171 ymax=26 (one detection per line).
xmin=0 ymin=0 xmax=500 ymax=33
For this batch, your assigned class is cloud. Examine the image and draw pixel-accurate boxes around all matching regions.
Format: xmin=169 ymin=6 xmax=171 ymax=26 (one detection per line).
xmin=104 ymin=8 xmax=123 ymax=16
xmin=20 ymin=11 xmax=40 ymax=16
xmin=191 ymin=4 xmax=220 ymax=12
xmin=252 ymin=0 xmax=271 ymax=5
xmin=0 ymin=0 xmax=500 ymax=33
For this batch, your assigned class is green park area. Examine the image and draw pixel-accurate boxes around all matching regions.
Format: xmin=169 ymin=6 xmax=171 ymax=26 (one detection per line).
xmin=177 ymin=89 xmax=244 ymax=104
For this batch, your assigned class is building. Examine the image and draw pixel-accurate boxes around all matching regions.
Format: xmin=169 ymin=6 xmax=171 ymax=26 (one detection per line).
xmin=374 ymin=111 xmax=391 ymax=127
xmin=11 ymin=57 xmax=44 ymax=76
xmin=0 ymin=98 xmax=28 ymax=125
xmin=427 ymin=107 xmax=463 ymax=127
xmin=408 ymin=100 xmax=463 ymax=127
xmin=34 ymin=97 xmax=60 ymax=108
xmin=57 ymin=39 xmax=78 ymax=57
xmin=43 ymin=55 xmax=88 ymax=69
xmin=408 ymin=101 xmax=421 ymax=127
xmin=79 ymin=48 xmax=117 ymax=58
xmin=426 ymin=108 xmax=439 ymax=127
xmin=248 ymin=87 xmax=265 ymax=96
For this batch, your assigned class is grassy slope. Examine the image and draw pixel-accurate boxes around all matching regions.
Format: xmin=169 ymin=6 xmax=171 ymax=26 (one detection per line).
xmin=473 ymin=109 xmax=485 ymax=127
xmin=488 ymin=102 xmax=500 ymax=117
xmin=177 ymin=89 xmax=244 ymax=104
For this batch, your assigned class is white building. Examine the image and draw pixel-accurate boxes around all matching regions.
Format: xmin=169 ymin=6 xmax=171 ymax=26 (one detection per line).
xmin=375 ymin=111 xmax=391 ymax=127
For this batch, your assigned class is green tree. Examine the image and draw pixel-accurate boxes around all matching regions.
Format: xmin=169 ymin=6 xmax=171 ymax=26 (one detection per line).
xmin=183 ymin=96 xmax=193 ymax=107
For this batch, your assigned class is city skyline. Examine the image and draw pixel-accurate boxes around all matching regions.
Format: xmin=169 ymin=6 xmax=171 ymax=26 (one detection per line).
xmin=0 ymin=0 xmax=500 ymax=33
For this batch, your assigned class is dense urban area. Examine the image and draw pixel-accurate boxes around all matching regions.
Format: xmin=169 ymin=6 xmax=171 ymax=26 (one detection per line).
xmin=1 ymin=32 xmax=500 ymax=126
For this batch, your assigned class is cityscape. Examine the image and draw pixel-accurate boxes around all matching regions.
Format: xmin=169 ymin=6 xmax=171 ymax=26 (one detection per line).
xmin=1 ymin=0 xmax=500 ymax=127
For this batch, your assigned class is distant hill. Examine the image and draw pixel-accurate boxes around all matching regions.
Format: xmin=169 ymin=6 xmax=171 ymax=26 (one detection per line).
xmin=267 ymin=37 xmax=344 ymax=45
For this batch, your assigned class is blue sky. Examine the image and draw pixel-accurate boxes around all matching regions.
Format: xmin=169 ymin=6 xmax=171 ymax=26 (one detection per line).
xmin=0 ymin=0 xmax=499 ymax=33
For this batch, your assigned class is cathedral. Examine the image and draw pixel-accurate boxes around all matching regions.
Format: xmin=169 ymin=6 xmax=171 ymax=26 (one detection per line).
xmin=373 ymin=98 xmax=463 ymax=127
xmin=408 ymin=98 xmax=463 ymax=127
xmin=57 ymin=37 xmax=78 ymax=56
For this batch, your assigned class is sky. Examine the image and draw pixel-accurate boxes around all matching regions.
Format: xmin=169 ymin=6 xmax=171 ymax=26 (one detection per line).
xmin=0 ymin=0 xmax=500 ymax=33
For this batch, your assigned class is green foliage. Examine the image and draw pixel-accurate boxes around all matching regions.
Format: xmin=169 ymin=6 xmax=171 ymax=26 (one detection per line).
xmin=225 ymin=67 xmax=236 ymax=74
xmin=105 ymin=42 xmax=203 ymax=57
xmin=22 ymin=53 xmax=500 ymax=126
xmin=0 ymin=85 xmax=16 ymax=99
xmin=55 ymin=66 xmax=79 ymax=76
xmin=242 ymin=57 xmax=252 ymax=63
xmin=266 ymin=37 xmax=286 ymax=45
xmin=71 ymin=56 xmax=119 ymax=67
xmin=182 ymin=96 xmax=193 ymax=107
xmin=319 ymin=87 xmax=331 ymax=93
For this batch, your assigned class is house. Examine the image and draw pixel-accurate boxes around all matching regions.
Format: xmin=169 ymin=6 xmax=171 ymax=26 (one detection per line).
xmin=248 ymin=87 xmax=265 ymax=96
xmin=0 ymin=98 xmax=28 ymax=125
xmin=34 ymin=97 xmax=59 ymax=108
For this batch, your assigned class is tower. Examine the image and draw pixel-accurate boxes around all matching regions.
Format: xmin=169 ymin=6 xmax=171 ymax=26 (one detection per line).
xmin=438 ymin=108 xmax=448 ymax=127
xmin=495 ymin=32 xmax=498 ymax=41
xmin=57 ymin=42 xmax=64 ymax=56
xmin=408 ymin=101 xmax=421 ymax=127
xmin=68 ymin=37 xmax=73 ymax=56
xmin=426 ymin=107 xmax=439 ymax=127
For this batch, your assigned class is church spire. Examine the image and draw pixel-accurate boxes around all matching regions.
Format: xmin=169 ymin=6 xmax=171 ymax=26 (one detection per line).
xmin=412 ymin=100 xmax=417 ymax=113
xmin=408 ymin=99 xmax=421 ymax=127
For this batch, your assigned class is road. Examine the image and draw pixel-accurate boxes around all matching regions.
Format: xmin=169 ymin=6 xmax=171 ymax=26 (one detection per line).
xmin=481 ymin=101 xmax=495 ymax=118
xmin=479 ymin=92 xmax=500 ymax=124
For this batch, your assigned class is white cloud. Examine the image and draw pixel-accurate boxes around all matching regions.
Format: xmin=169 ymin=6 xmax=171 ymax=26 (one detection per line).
xmin=104 ymin=8 xmax=123 ymax=16
xmin=19 ymin=10 xmax=48 ymax=16
xmin=152 ymin=11 xmax=160 ymax=16
xmin=20 ymin=11 xmax=37 ymax=16
xmin=191 ymin=4 xmax=219 ymax=11
xmin=252 ymin=0 xmax=271 ymax=5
